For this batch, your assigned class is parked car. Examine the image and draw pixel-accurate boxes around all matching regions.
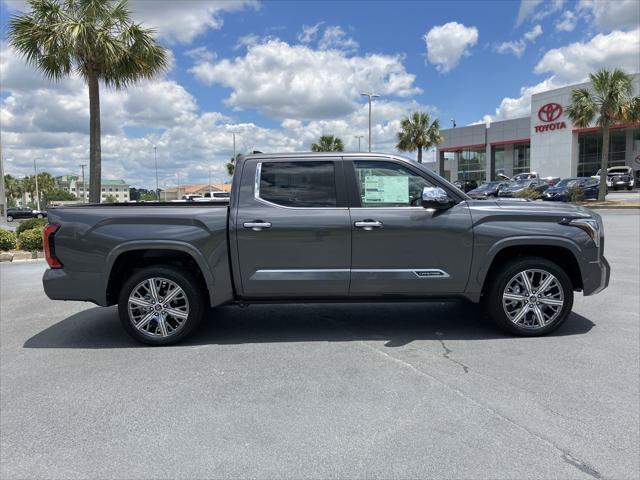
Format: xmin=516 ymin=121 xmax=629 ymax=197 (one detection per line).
xmin=498 ymin=179 xmax=549 ymax=197
xmin=452 ymin=179 xmax=478 ymax=193
xmin=6 ymin=207 xmax=47 ymax=222
xmin=542 ymin=177 xmax=601 ymax=202
xmin=192 ymin=192 xmax=230 ymax=203
xmin=542 ymin=176 xmax=561 ymax=186
xmin=593 ymin=166 xmax=635 ymax=190
xmin=512 ymin=172 xmax=539 ymax=181
xmin=467 ymin=181 xmax=509 ymax=199
xmin=43 ymin=152 xmax=610 ymax=345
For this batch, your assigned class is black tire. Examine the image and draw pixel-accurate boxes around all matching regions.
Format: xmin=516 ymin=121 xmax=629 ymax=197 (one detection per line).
xmin=627 ymin=186 xmax=633 ymax=191
xmin=117 ymin=266 xmax=205 ymax=346
xmin=484 ymin=256 xmax=573 ymax=336
xmin=6 ymin=216 xmax=13 ymax=222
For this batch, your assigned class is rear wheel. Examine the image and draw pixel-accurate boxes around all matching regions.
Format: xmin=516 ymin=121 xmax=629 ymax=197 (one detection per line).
xmin=485 ymin=256 xmax=573 ymax=336
xmin=36 ymin=214 xmax=44 ymax=219
xmin=118 ymin=266 xmax=205 ymax=346
xmin=6 ymin=215 xmax=13 ymax=222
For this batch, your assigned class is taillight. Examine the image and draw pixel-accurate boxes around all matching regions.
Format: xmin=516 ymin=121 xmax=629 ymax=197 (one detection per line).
xmin=43 ymin=223 xmax=62 ymax=268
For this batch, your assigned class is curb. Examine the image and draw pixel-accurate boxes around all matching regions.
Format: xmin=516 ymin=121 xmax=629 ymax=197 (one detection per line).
xmin=0 ymin=251 xmax=45 ymax=263
xmin=577 ymin=204 xmax=640 ymax=210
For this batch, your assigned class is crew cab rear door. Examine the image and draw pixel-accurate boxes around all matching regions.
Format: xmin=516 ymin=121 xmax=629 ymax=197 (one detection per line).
xmin=346 ymin=158 xmax=473 ymax=296
xmin=233 ymin=158 xmax=351 ymax=298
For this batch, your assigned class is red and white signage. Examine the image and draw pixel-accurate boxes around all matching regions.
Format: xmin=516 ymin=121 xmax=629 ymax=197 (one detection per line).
xmin=534 ymin=103 xmax=566 ymax=133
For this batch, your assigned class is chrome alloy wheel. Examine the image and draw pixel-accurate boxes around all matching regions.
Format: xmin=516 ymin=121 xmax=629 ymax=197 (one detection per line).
xmin=502 ymin=269 xmax=564 ymax=329
xmin=127 ymin=277 xmax=189 ymax=338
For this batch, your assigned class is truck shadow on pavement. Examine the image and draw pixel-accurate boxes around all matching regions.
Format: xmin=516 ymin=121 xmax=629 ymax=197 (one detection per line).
xmin=24 ymin=301 xmax=595 ymax=349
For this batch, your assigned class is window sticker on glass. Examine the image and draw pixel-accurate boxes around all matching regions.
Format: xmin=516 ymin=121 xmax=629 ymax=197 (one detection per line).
xmin=364 ymin=175 xmax=409 ymax=204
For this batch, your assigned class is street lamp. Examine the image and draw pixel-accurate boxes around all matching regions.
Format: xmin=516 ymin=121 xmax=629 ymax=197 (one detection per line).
xmin=360 ymin=92 xmax=379 ymax=152
xmin=79 ymin=164 xmax=87 ymax=203
xmin=153 ymin=145 xmax=159 ymax=201
xmin=354 ymin=135 xmax=364 ymax=152
xmin=33 ymin=157 xmax=41 ymax=211
xmin=451 ymin=118 xmax=457 ymax=128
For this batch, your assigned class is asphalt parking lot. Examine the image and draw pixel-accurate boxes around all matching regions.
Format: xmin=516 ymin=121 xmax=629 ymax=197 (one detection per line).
xmin=1 ymin=209 xmax=638 ymax=479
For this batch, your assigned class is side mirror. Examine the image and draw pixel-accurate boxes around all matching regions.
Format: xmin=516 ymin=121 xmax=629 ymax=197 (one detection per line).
xmin=422 ymin=187 xmax=452 ymax=210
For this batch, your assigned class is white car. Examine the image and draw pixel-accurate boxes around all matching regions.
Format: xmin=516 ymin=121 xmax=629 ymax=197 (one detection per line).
xmin=593 ymin=166 xmax=635 ymax=190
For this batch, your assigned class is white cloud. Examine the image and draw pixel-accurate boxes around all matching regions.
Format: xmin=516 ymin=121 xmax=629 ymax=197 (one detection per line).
xmin=494 ymin=24 xmax=542 ymax=58
xmin=555 ymin=11 xmax=577 ymax=32
xmin=523 ymin=24 xmax=543 ymax=41
xmin=1 ymin=0 xmax=258 ymax=45
xmin=298 ymin=22 xmax=324 ymax=44
xmin=495 ymin=40 xmax=527 ymax=57
xmin=483 ymin=28 xmax=640 ymax=122
xmin=185 ymin=46 xmax=216 ymax=62
xmin=189 ymin=39 xmax=421 ymax=120
xmin=578 ymin=0 xmax=640 ymax=31
xmin=234 ymin=34 xmax=260 ymax=50
xmin=318 ymin=26 xmax=359 ymax=53
xmin=424 ymin=22 xmax=479 ymax=73
xmin=127 ymin=0 xmax=259 ymax=44
xmin=534 ymin=28 xmax=640 ymax=83
xmin=1 ymin=44 xmax=433 ymax=188
xmin=516 ymin=0 xmax=565 ymax=26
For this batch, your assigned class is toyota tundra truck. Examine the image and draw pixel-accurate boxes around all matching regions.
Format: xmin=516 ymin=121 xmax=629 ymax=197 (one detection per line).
xmin=42 ymin=152 xmax=610 ymax=345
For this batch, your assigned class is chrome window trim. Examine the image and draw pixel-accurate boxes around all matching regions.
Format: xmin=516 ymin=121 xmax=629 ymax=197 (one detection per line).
xmin=254 ymin=161 xmax=346 ymax=211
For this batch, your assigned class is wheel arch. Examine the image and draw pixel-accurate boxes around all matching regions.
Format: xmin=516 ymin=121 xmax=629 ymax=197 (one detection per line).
xmin=105 ymin=241 xmax=215 ymax=306
xmin=479 ymin=237 xmax=583 ymax=294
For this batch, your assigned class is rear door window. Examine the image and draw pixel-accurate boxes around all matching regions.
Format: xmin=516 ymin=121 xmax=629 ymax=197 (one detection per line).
xmin=259 ymin=161 xmax=337 ymax=208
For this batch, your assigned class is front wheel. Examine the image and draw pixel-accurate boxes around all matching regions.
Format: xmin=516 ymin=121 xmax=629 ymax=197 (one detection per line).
xmin=118 ymin=266 xmax=205 ymax=346
xmin=485 ymin=257 xmax=573 ymax=336
xmin=6 ymin=215 xmax=13 ymax=222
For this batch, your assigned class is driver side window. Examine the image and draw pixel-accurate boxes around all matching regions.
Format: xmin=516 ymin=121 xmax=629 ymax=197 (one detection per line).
xmin=354 ymin=161 xmax=433 ymax=207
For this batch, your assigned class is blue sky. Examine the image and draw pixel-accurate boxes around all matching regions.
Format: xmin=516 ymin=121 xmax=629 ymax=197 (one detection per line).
xmin=1 ymin=0 xmax=639 ymax=188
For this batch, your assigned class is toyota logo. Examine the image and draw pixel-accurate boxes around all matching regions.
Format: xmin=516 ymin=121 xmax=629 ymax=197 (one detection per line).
xmin=538 ymin=103 xmax=563 ymax=123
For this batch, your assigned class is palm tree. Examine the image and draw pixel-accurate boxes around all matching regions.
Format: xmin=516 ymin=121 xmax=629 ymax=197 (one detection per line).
xmin=567 ymin=68 xmax=640 ymax=201
xmin=3 ymin=174 xmax=24 ymax=207
xmin=8 ymin=0 xmax=168 ymax=203
xmin=226 ymin=153 xmax=241 ymax=176
xmin=311 ymin=135 xmax=344 ymax=152
xmin=396 ymin=111 xmax=442 ymax=163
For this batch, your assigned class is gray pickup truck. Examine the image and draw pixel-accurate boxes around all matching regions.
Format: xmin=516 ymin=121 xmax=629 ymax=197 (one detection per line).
xmin=43 ymin=152 xmax=610 ymax=345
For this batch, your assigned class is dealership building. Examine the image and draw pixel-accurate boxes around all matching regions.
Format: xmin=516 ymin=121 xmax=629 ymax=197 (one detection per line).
xmin=433 ymin=73 xmax=640 ymax=183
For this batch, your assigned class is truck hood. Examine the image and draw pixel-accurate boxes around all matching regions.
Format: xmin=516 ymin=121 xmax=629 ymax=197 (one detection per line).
xmin=465 ymin=199 xmax=594 ymax=218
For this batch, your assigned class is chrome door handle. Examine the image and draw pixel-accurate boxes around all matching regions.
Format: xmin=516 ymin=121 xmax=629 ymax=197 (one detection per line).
xmin=243 ymin=221 xmax=272 ymax=231
xmin=354 ymin=220 xmax=383 ymax=231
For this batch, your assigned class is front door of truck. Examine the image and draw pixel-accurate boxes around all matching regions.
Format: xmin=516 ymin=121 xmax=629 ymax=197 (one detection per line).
xmin=347 ymin=159 xmax=473 ymax=296
xmin=234 ymin=158 xmax=351 ymax=298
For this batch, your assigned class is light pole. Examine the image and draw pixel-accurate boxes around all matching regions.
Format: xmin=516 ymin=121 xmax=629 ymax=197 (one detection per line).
xmin=360 ymin=92 xmax=379 ymax=152
xmin=354 ymin=135 xmax=364 ymax=152
xmin=208 ymin=165 xmax=212 ymax=198
xmin=451 ymin=118 xmax=457 ymax=128
xmin=230 ymin=130 xmax=241 ymax=161
xmin=79 ymin=164 xmax=87 ymax=203
xmin=33 ymin=157 xmax=41 ymax=211
xmin=0 ymin=145 xmax=6 ymax=221
xmin=153 ymin=145 xmax=159 ymax=201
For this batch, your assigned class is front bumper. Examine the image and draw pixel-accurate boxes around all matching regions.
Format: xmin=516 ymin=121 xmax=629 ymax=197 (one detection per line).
xmin=581 ymin=255 xmax=610 ymax=296
xmin=43 ymin=268 xmax=106 ymax=305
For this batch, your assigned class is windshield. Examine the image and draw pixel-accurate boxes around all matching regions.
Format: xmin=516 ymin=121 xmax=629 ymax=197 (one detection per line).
xmin=477 ymin=181 xmax=501 ymax=190
xmin=555 ymin=178 xmax=581 ymax=188
xmin=512 ymin=180 xmax=531 ymax=187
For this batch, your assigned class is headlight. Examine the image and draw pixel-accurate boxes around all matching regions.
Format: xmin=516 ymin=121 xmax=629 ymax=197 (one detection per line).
xmin=562 ymin=218 xmax=600 ymax=248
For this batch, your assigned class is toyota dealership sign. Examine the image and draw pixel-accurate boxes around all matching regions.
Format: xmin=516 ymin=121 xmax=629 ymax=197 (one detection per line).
xmin=534 ymin=102 xmax=567 ymax=133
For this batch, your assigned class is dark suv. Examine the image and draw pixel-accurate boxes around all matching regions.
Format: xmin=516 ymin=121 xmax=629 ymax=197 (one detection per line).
xmin=6 ymin=207 xmax=46 ymax=222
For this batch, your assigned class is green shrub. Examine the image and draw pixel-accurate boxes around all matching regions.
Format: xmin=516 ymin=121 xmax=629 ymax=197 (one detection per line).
xmin=16 ymin=217 xmax=47 ymax=235
xmin=18 ymin=227 xmax=44 ymax=252
xmin=566 ymin=186 xmax=585 ymax=203
xmin=514 ymin=187 xmax=541 ymax=200
xmin=0 ymin=229 xmax=17 ymax=251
